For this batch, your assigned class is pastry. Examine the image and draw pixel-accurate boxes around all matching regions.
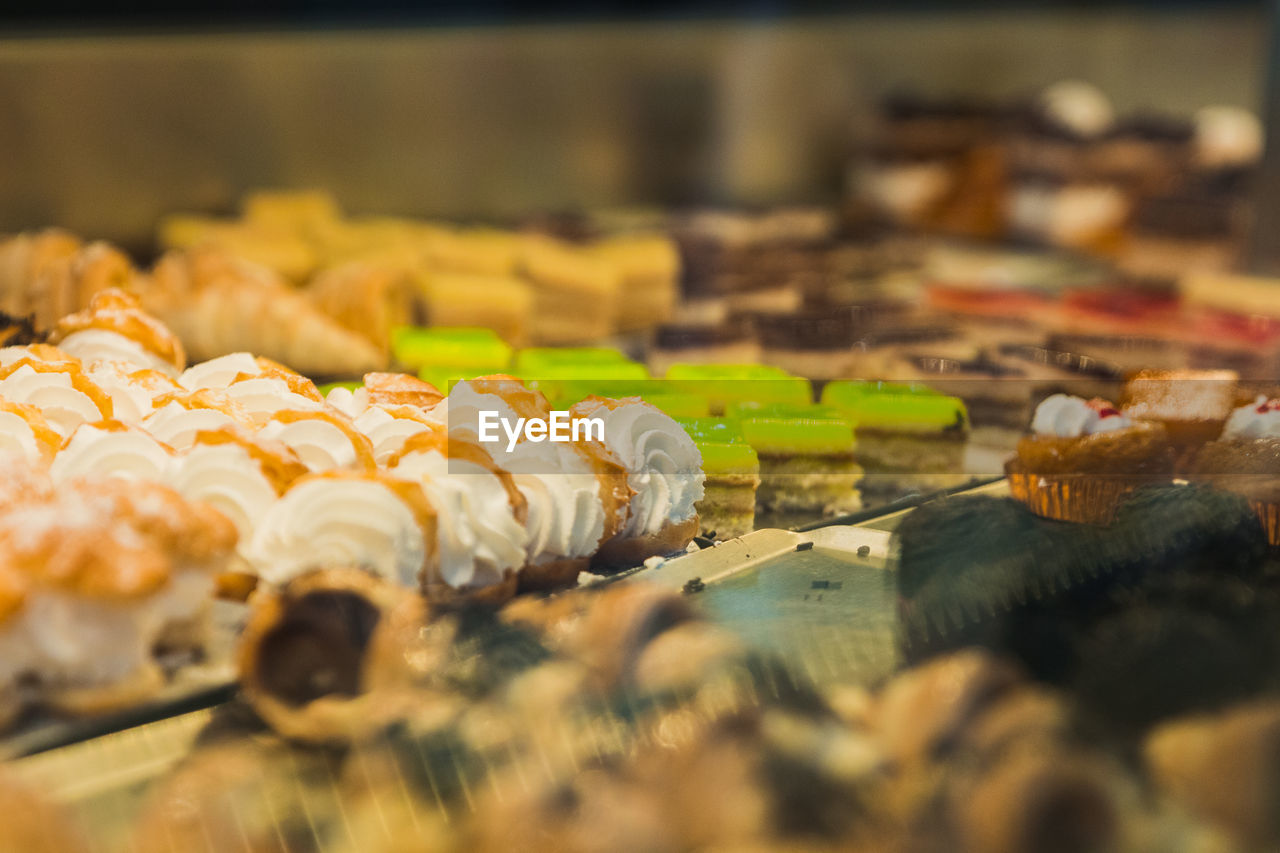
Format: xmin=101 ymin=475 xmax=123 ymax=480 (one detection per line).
xmin=0 ymin=396 xmax=62 ymax=467
xmin=245 ymin=470 xmax=436 ymax=589
xmin=727 ymin=402 xmax=862 ymax=515
xmin=1006 ymin=394 xmax=1175 ymax=523
xmin=821 ymin=380 xmax=970 ymax=501
xmin=388 ymin=427 xmax=528 ymax=606
xmin=391 ymin=325 xmax=513 ymax=391
xmin=0 ymin=357 xmax=113 ymax=437
xmin=307 ymin=259 xmax=420 ymax=357
xmin=0 ymin=230 xmax=135 ymax=330
xmin=0 ymin=472 xmax=234 ymax=716
xmin=50 ymin=419 xmax=175 ymax=483
xmin=665 ymin=363 xmax=811 ymax=416
xmin=142 ymin=246 xmax=386 ymax=377
xmin=675 ymin=417 xmax=759 ymax=539
xmin=85 ymin=361 xmax=181 ymax=423
xmin=417 ymin=271 xmax=533 ymax=348
xmin=517 ymin=234 xmax=619 ymax=345
xmin=756 ymin=310 xmax=858 ymax=380
xmin=141 ymin=389 xmax=251 ymax=451
xmin=48 ymin=287 xmax=186 ymax=377
xmin=1189 ymin=395 xmax=1280 ymax=544
xmin=570 ymin=396 xmax=704 ymax=569
xmin=158 ymin=215 xmax=320 ymax=283
xmin=589 ymin=232 xmax=680 ymax=332
xmin=256 ymin=408 xmax=378 ymax=471
xmin=436 ymin=377 xmax=630 ymax=589
xmin=1121 ymin=368 xmax=1238 ymax=451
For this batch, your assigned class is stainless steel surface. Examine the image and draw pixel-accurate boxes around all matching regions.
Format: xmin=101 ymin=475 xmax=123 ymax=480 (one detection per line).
xmin=0 ymin=9 xmax=1265 ymax=248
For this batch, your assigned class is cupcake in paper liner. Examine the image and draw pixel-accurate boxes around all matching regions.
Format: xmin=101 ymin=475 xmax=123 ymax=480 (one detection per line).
xmin=1006 ymin=394 xmax=1175 ymax=523
xmin=1189 ymin=395 xmax=1280 ymax=545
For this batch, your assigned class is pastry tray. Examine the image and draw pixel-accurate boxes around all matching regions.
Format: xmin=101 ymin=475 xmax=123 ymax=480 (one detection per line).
xmin=8 ymin=479 xmax=1013 ymax=852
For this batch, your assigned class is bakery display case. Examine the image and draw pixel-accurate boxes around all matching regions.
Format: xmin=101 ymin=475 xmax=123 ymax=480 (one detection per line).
xmin=2 ymin=1 xmax=1280 ymax=851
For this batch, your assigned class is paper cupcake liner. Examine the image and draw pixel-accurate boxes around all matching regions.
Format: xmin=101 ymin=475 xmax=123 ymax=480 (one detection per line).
xmin=1006 ymin=471 xmax=1140 ymax=525
xmin=1250 ymin=500 xmax=1280 ymax=547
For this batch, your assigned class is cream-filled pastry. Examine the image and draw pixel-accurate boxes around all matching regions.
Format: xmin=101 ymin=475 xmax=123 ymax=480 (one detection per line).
xmin=256 ymin=408 xmax=376 ymax=471
xmin=0 ymin=343 xmax=74 ymax=369
xmin=388 ymin=427 xmax=528 ymax=603
xmin=353 ymin=405 xmax=434 ymax=465
xmin=571 ymin=397 xmax=704 ymax=567
xmin=84 ymin=362 xmax=181 ymax=424
xmin=0 ymin=397 xmax=61 ymax=466
xmin=169 ymin=425 xmax=307 ymax=550
xmin=178 ymin=352 xmax=262 ymax=391
xmin=326 ymin=372 xmax=443 ymax=418
xmin=50 ymin=420 xmax=175 ymax=483
xmin=49 ymin=288 xmax=186 ymax=377
xmin=142 ymin=390 xmax=250 ymax=452
xmin=223 ymin=376 xmax=324 ymax=420
xmin=437 ymin=378 xmax=630 ymax=589
xmin=0 ymin=475 xmax=235 ymax=713
xmin=245 ymin=471 xmax=434 ymax=588
xmin=0 ymin=360 xmax=112 ymax=437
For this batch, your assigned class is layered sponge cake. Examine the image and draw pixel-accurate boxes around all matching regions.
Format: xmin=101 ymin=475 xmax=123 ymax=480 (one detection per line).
xmin=676 ymin=417 xmax=760 ymax=539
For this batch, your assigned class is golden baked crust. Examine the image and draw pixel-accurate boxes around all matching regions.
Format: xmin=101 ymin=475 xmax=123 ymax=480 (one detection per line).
xmin=0 ymin=478 xmax=236 ymax=604
xmin=1 ymin=343 xmax=74 ymax=363
xmin=264 ymin=408 xmax=378 ymax=470
xmin=233 ymin=359 xmax=323 ymax=401
xmin=151 ymin=388 xmax=252 ymax=423
xmin=1013 ymin=420 xmax=1174 ymax=476
xmin=50 ymin=288 xmax=186 ymax=372
xmin=362 ymin=372 xmax=444 ymax=410
xmin=189 ymin=424 xmax=309 ymax=494
xmin=591 ymin=514 xmax=700 ymax=572
xmin=0 ymin=358 xmax=114 ymax=420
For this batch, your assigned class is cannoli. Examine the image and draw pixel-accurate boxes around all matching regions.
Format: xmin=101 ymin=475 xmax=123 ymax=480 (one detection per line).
xmin=0 ymin=358 xmax=113 ymax=437
xmin=256 ymin=407 xmax=377 ymax=471
xmin=49 ymin=419 xmax=175 ymax=483
xmin=48 ymin=287 xmax=186 ymax=376
xmin=141 ymin=388 xmax=252 ymax=451
xmin=0 ymin=396 xmax=62 ymax=466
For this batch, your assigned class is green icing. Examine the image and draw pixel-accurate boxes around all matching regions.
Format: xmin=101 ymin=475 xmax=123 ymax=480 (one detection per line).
xmin=664 ymin=364 xmax=811 ymax=412
xmin=674 ymin=417 xmax=758 ymax=474
xmin=820 ymin=380 xmax=968 ymax=432
xmin=392 ymin=326 xmax=512 ymax=371
xmin=728 ymin=404 xmax=856 ymax=454
xmin=515 ymin=347 xmax=633 ymax=372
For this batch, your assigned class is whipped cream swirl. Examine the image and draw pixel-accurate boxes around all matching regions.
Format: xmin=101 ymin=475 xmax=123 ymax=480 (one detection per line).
xmin=256 ymin=415 xmax=367 ymax=471
xmin=86 ymin=362 xmax=179 ymax=423
xmin=1223 ymin=396 xmax=1280 ymax=440
xmin=179 ymin=353 xmax=262 ymax=391
xmin=224 ymin=377 xmax=322 ymax=419
xmin=354 ymin=407 xmax=430 ymax=465
xmin=169 ymin=442 xmax=279 ymax=546
xmin=0 ymin=410 xmax=49 ymax=465
xmin=50 ymin=423 xmax=174 ymax=483
xmin=0 ymin=365 xmax=107 ymax=437
xmin=1032 ymin=394 xmax=1132 ymax=438
xmin=142 ymin=402 xmax=238 ymax=452
xmin=246 ymin=478 xmax=426 ymax=586
xmin=575 ymin=399 xmax=704 ymax=536
xmin=392 ymin=448 xmax=528 ymax=589
xmin=56 ymin=329 xmax=178 ymax=377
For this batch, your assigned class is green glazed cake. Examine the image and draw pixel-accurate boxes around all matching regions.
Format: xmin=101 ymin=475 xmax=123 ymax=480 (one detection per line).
xmin=392 ymin=326 xmax=513 ymax=390
xmin=724 ymin=402 xmax=862 ymax=516
xmin=821 ymin=380 xmax=971 ymax=501
xmin=665 ymin=363 xmax=812 ymax=415
xmin=677 ymin=417 xmax=760 ymax=538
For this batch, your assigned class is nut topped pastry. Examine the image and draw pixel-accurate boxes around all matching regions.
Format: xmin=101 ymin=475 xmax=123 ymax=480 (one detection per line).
xmin=49 ymin=288 xmax=186 ymax=376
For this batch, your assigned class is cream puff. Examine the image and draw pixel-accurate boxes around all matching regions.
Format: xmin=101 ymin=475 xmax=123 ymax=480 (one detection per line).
xmin=570 ymin=396 xmax=704 ymax=569
xmin=244 ymin=470 xmax=435 ymax=589
xmin=50 ymin=419 xmax=176 ymax=483
xmin=142 ymin=389 xmax=251 ymax=452
xmin=49 ymin=288 xmax=186 ymax=377
xmin=388 ymin=427 xmax=528 ymax=606
xmin=85 ymin=362 xmax=181 ymax=423
xmin=255 ymin=408 xmax=377 ymax=471
xmin=0 ymin=396 xmax=62 ymax=467
xmin=0 ymin=358 xmax=113 ymax=437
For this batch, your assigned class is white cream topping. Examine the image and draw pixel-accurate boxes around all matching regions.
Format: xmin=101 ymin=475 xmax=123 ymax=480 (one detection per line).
xmin=141 ymin=403 xmax=237 ymax=452
xmin=56 ymin=329 xmax=177 ymax=377
xmin=578 ymin=401 xmax=704 ymax=536
xmin=324 ymin=385 xmax=369 ymax=419
xmin=1223 ymin=396 xmax=1280 ymax=440
xmin=1194 ymin=106 xmax=1263 ymax=169
xmin=50 ymin=424 xmax=173 ymax=483
xmin=246 ymin=478 xmax=426 ymax=587
xmin=1040 ymin=80 xmax=1114 ymax=139
xmin=0 ymin=365 xmax=105 ymax=437
xmin=1032 ymin=394 xmax=1132 ymax=438
xmin=179 ymin=352 xmax=261 ymax=391
xmin=392 ymin=449 xmax=528 ymax=590
xmin=0 ymin=569 xmax=212 ymax=688
xmin=256 ymin=418 xmax=361 ymax=471
xmin=354 ymin=407 xmax=430 ymax=465
xmin=85 ymin=362 xmax=175 ymax=424
xmin=169 ymin=443 xmax=277 ymax=547
xmin=223 ymin=378 xmax=322 ymax=419
xmin=0 ymin=411 xmax=43 ymax=465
